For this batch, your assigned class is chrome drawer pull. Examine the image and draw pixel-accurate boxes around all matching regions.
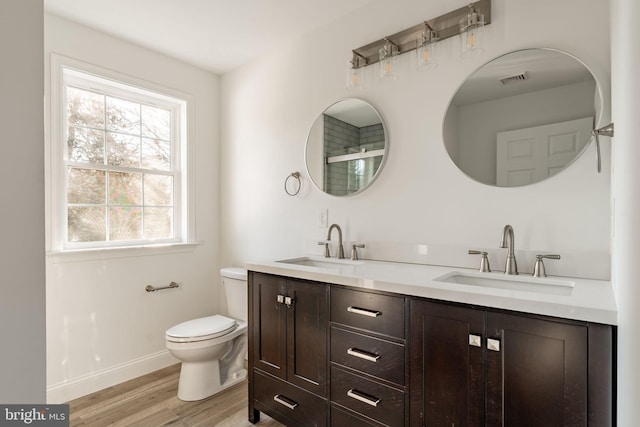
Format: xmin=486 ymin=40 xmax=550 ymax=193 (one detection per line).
xmin=347 ymin=306 xmax=381 ymax=317
xmin=273 ymin=394 xmax=298 ymax=410
xmin=347 ymin=389 xmax=380 ymax=407
xmin=347 ymin=348 xmax=380 ymax=363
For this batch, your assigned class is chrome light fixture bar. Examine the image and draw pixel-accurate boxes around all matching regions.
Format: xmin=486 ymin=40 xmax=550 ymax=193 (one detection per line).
xmin=349 ymin=0 xmax=491 ymax=71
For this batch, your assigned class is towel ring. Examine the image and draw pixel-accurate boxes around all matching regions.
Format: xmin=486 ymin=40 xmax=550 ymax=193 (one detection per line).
xmin=285 ymin=172 xmax=301 ymax=196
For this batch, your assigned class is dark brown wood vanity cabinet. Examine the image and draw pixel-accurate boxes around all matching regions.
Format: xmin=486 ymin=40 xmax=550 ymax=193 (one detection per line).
xmin=410 ymin=300 xmax=615 ymax=427
xmin=329 ymin=287 xmax=409 ymax=426
xmin=248 ymin=271 xmax=614 ymax=427
xmin=248 ymin=272 xmax=329 ymax=426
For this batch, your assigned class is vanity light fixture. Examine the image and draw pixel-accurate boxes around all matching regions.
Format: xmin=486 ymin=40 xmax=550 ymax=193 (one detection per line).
xmin=417 ymin=23 xmax=439 ymax=71
xmin=346 ymin=52 xmax=367 ymax=89
xmin=346 ymin=0 xmax=491 ymax=88
xmin=379 ymin=38 xmax=399 ymax=80
xmin=460 ymin=4 xmax=485 ymax=58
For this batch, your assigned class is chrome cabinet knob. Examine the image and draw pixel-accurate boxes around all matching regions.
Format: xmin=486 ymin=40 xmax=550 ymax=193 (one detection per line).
xmin=469 ymin=334 xmax=482 ymax=347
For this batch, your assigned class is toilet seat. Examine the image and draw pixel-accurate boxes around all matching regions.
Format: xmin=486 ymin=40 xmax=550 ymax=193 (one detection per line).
xmin=166 ymin=315 xmax=237 ymax=343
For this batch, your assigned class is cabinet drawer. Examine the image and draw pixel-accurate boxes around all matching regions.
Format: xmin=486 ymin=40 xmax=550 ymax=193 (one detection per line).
xmin=331 ymin=405 xmax=383 ymax=426
xmin=331 ymin=288 xmax=405 ymax=338
xmin=254 ymin=370 xmax=327 ymax=427
xmin=330 ymin=366 xmax=404 ymax=427
xmin=331 ymin=327 xmax=405 ymax=385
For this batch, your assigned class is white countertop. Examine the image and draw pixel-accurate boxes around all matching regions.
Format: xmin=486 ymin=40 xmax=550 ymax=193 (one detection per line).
xmin=244 ymin=256 xmax=618 ymax=325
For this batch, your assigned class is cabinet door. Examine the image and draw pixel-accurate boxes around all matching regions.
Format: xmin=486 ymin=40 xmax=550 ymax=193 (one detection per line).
xmin=410 ymin=300 xmax=485 ymax=427
xmin=486 ymin=312 xmax=588 ymax=427
xmin=287 ymin=280 xmax=329 ymax=396
xmin=251 ymin=273 xmax=288 ymax=380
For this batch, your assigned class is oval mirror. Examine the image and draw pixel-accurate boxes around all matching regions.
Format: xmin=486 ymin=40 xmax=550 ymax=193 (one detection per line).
xmin=306 ymin=99 xmax=388 ymax=196
xmin=443 ymin=48 xmax=601 ymax=187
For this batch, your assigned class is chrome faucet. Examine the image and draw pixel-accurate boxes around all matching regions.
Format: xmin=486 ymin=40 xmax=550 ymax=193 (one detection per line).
xmin=500 ymin=224 xmax=518 ymax=275
xmin=327 ymin=224 xmax=345 ymax=259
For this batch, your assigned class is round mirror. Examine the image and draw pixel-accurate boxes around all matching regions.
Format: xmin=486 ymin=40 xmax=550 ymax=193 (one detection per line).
xmin=306 ymin=99 xmax=388 ymax=196
xmin=443 ymin=48 xmax=601 ymax=187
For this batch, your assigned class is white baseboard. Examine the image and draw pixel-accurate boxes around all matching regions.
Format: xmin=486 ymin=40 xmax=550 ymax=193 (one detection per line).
xmin=47 ymin=350 xmax=178 ymax=403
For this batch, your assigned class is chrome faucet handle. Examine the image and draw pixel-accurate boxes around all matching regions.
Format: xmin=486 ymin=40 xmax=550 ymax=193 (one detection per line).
xmin=468 ymin=250 xmax=491 ymax=272
xmin=351 ymin=243 xmax=365 ymax=261
xmin=317 ymin=241 xmax=330 ymax=258
xmin=532 ymin=254 xmax=561 ymax=277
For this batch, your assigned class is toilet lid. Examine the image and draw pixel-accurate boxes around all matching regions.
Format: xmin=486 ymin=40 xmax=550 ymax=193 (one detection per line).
xmin=166 ymin=315 xmax=237 ymax=342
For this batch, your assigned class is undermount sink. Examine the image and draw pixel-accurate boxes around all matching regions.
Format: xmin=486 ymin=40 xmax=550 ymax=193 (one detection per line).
xmin=277 ymin=256 xmax=363 ymax=269
xmin=434 ymin=271 xmax=574 ymax=296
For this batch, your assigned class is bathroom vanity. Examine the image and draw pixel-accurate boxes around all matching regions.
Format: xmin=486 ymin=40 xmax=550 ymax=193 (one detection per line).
xmin=245 ymin=258 xmax=615 ymax=426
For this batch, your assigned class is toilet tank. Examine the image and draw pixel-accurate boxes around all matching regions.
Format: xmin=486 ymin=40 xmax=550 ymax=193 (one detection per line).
xmin=220 ymin=267 xmax=248 ymax=322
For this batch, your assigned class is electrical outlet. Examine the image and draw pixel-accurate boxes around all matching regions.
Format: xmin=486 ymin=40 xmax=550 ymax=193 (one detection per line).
xmin=318 ymin=208 xmax=328 ymax=227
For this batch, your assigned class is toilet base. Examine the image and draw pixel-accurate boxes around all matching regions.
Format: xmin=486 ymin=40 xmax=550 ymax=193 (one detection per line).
xmin=177 ymin=361 xmax=247 ymax=401
xmin=175 ymin=332 xmax=248 ymax=401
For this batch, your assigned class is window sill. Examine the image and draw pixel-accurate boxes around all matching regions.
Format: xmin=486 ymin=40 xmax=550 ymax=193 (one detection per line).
xmin=47 ymin=241 xmax=203 ymax=263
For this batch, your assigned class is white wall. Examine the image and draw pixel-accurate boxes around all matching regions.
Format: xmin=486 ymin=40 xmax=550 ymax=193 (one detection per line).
xmin=0 ymin=0 xmax=46 ymax=403
xmin=611 ymin=0 xmax=640 ymax=423
xmin=44 ymin=14 xmax=220 ymax=402
xmin=220 ymin=0 xmax=611 ymax=279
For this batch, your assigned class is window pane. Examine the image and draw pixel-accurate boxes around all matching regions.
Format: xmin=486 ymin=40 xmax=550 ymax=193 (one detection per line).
xmin=106 ymin=97 xmax=140 ymax=134
xmin=142 ymin=105 xmax=171 ymax=140
xmin=141 ymin=137 xmax=171 ymax=170
xmin=144 ymin=174 xmax=173 ymax=206
xmin=144 ymin=207 xmax=173 ymax=239
xmin=67 ymin=126 xmax=105 ymax=164
xmin=62 ymin=67 xmax=184 ymax=249
xmin=67 ymin=87 xmax=105 ymax=129
xmin=68 ymin=206 xmax=106 ymax=242
xmin=109 ymin=172 xmax=142 ymax=205
xmin=109 ymin=207 xmax=142 ymax=241
xmin=107 ymin=132 xmax=140 ymax=167
xmin=67 ymin=168 xmax=105 ymax=204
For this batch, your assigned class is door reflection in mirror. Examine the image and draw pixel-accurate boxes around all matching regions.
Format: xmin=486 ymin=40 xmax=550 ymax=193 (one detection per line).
xmin=443 ymin=48 xmax=602 ymax=187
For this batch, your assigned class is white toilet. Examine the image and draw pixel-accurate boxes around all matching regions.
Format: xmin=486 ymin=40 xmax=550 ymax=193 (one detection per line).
xmin=165 ymin=267 xmax=248 ymax=401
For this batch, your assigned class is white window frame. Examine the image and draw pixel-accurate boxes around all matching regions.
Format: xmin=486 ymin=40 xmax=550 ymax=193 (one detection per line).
xmin=47 ymin=54 xmax=196 ymax=255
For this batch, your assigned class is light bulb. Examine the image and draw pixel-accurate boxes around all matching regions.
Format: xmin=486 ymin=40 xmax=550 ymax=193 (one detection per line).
xmin=346 ymin=59 xmax=364 ymax=89
xmin=417 ymin=31 xmax=438 ymax=71
xmin=460 ymin=5 xmax=485 ymax=58
xmin=379 ymin=42 xmax=399 ymax=80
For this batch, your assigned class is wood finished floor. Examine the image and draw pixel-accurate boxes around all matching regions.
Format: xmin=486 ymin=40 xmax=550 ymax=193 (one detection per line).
xmin=67 ymin=364 xmax=284 ymax=427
